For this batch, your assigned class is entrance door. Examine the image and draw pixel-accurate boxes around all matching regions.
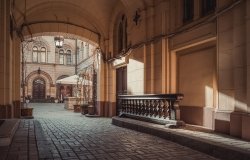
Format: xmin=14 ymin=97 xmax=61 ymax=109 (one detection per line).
xmin=116 ymin=66 xmax=127 ymax=115
xmin=33 ymin=78 xmax=46 ymax=99
xmin=116 ymin=66 xmax=127 ymax=95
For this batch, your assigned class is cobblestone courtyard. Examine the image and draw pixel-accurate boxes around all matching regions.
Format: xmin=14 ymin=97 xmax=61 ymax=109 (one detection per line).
xmin=1 ymin=103 xmax=218 ymax=160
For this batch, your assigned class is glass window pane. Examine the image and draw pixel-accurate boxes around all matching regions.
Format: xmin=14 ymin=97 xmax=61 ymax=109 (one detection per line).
xmin=33 ymin=47 xmax=38 ymax=62
xmin=84 ymin=43 xmax=89 ymax=59
xmin=183 ymin=0 xmax=194 ymax=23
xmin=66 ymin=54 xmax=71 ymax=65
xmin=41 ymin=52 xmax=46 ymax=63
xmin=33 ymin=52 xmax=38 ymax=62
xmin=59 ymin=54 xmax=64 ymax=64
xmin=41 ymin=47 xmax=46 ymax=63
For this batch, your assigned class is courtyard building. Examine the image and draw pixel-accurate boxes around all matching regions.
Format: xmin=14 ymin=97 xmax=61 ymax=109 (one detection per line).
xmin=21 ymin=35 xmax=96 ymax=102
xmin=1 ymin=0 xmax=250 ymax=159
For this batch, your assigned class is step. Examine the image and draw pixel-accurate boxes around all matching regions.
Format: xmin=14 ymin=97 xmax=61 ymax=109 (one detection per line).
xmin=0 ymin=119 xmax=20 ymax=146
xmin=112 ymin=116 xmax=250 ymax=160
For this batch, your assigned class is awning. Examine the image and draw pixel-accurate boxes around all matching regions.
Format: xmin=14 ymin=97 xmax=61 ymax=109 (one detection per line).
xmin=56 ymin=75 xmax=92 ymax=85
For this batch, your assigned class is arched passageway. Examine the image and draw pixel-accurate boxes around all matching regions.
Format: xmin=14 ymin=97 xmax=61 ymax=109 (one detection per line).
xmin=1 ymin=0 xmax=250 ymax=142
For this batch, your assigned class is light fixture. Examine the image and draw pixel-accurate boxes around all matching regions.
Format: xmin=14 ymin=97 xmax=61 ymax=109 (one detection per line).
xmin=37 ymin=67 xmax=41 ymax=74
xmin=54 ymin=36 xmax=64 ymax=48
xmin=133 ymin=9 xmax=141 ymax=25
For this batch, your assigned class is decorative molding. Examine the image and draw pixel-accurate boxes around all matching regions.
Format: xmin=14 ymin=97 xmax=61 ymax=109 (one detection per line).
xmin=25 ymin=70 xmax=53 ymax=85
xmin=112 ymin=56 xmax=129 ymax=68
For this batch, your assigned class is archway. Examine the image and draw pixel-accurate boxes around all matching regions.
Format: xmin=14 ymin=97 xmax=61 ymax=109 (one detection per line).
xmin=32 ymin=78 xmax=46 ymax=100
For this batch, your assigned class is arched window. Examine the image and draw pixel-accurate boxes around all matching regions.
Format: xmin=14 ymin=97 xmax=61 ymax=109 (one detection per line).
xmin=32 ymin=46 xmax=38 ymax=62
xmin=117 ymin=15 xmax=127 ymax=54
xmin=118 ymin=23 xmax=123 ymax=53
xmin=183 ymin=0 xmax=194 ymax=23
xmin=201 ymin=0 xmax=216 ymax=16
xmin=40 ymin=47 xmax=46 ymax=63
xmin=59 ymin=49 xmax=64 ymax=64
xmin=66 ymin=50 xmax=71 ymax=65
xmin=81 ymin=42 xmax=84 ymax=60
xmin=81 ymin=42 xmax=84 ymax=49
xmin=84 ymin=43 xmax=89 ymax=59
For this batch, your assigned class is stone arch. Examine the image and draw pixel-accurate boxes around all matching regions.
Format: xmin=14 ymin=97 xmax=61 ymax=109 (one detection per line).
xmin=57 ymin=75 xmax=69 ymax=80
xmin=16 ymin=1 xmax=105 ymax=44
xmin=32 ymin=37 xmax=51 ymax=52
xmin=62 ymin=44 xmax=74 ymax=53
xmin=25 ymin=70 xmax=54 ymax=98
xmin=25 ymin=70 xmax=53 ymax=85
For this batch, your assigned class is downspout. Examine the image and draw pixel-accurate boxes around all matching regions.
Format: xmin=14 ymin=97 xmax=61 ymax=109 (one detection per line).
xmin=75 ymin=39 xmax=77 ymax=74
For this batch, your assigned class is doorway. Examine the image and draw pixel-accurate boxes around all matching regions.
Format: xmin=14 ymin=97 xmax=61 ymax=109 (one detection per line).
xmin=32 ymin=78 xmax=46 ymax=100
xmin=116 ymin=66 xmax=127 ymax=115
xmin=116 ymin=66 xmax=127 ymax=95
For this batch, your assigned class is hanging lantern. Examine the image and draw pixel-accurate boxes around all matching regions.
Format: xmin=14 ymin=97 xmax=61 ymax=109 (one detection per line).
xmin=54 ymin=36 xmax=64 ymax=48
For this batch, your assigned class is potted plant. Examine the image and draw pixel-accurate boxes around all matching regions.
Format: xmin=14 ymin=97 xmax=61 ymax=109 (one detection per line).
xmin=79 ymin=52 xmax=99 ymax=116
xmin=54 ymin=98 xmax=59 ymax=103
xmin=80 ymin=72 xmax=90 ymax=115
xmin=21 ymin=96 xmax=34 ymax=119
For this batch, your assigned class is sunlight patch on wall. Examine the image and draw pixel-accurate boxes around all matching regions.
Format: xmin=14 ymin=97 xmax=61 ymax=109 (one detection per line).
xmin=127 ymin=59 xmax=144 ymax=94
xmin=205 ymin=86 xmax=247 ymax=112
xmin=205 ymin=86 xmax=213 ymax=108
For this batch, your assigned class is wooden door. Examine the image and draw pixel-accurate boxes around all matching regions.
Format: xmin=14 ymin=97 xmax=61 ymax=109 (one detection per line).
xmin=32 ymin=78 xmax=45 ymax=99
xmin=116 ymin=66 xmax=127 ymax=95
xmin=116 ymin=66 xmax=127 ymax=115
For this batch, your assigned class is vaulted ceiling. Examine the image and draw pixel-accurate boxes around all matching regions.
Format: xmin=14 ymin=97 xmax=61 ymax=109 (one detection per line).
xmin=12 ymin=0 xmax=153 ymax=44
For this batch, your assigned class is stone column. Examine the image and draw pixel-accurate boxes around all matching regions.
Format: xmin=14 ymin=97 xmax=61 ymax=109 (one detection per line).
xmin=98 ymin=40 xmax=109 ymax=116
xmin=247 ymin=0 xmax=250 ymax=114
xmin=241 ymin=0 xmax=250 ymax=140
xmin=12 ymin=34 xmax=21 ymax=118
xmin=232 ymin=1 xmax=247 ymax=112
xmin=0 ymin=0 xmax=13 ymax=118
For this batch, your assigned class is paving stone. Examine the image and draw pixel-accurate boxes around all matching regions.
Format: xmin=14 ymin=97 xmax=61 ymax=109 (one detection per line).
xmin=0 ymin=103 xmax=220 ymax=160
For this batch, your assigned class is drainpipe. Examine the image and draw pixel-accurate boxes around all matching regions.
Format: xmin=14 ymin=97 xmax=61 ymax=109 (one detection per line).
xmin=75 ymin=39 xmax=77 ymax=74
xmin=21 ymin=43 xmax=25 ymax=102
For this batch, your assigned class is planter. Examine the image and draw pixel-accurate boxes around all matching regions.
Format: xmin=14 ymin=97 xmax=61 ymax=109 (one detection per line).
xmin=21 ymin=108 xmax=34 ymax=119
xmin=54 ymin=99 xmax=59 ymax=103
xmin=81 ymin=104 xmax=89 ymax=115
xmin=88 ymin=105 xmax=95 ymax=115
xmin=73 ymin=104 xmax=81 ymax=112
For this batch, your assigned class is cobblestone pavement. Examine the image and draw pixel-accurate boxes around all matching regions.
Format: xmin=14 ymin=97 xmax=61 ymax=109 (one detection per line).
xmin=1 ymin=103 xmax=218 ymax=160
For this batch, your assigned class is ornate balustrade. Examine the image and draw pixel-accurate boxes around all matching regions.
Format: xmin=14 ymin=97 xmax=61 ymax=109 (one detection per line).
xmin=118 ymin=94 xmax=184 ymax=125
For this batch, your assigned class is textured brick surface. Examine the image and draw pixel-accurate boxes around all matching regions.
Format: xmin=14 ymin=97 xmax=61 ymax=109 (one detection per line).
xmin=1 ymin=103 xmax=217 ymax=160
xmin=112 ymin=117 xmax=250 ymax=160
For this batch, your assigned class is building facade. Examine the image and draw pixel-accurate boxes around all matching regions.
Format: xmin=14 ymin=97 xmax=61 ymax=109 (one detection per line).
xmin=0 ymin=0 xmax=250 ymax=140
xmin=21 ymin=35 xmax=96 ymax=102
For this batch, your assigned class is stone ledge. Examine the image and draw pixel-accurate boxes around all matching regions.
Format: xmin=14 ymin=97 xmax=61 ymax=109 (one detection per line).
xmin=0 ymin=119 xmax=20 ymax=146
xmin=112 ymin=116 xmax=250 ymax=160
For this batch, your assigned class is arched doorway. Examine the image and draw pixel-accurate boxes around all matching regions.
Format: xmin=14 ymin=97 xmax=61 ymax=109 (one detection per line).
xmin=32 ymin=78 xmax=46 ymax=100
